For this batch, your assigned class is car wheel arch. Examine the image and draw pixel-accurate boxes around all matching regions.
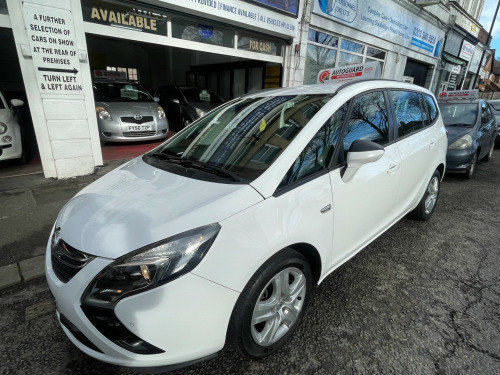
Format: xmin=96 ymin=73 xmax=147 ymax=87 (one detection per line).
xmin=436 ymin=163 xmax=445 ymax=180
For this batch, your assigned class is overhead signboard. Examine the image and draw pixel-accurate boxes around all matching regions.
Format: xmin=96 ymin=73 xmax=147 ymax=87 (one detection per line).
xmin=313 ymin=0 xmax=445 ymax=58
xmin=459 ymin=40 xmax=475 ymax=62
xmin=317 ymin=61 xmax=381 ymax=84
xmin=438 ymin=90 xmax=479 ymax=100
xmin=23 ymin=3 xmax=83 ymax=94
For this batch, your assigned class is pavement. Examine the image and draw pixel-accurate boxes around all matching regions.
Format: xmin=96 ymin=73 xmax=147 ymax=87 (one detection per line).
xmin=0 ymin=158 xmax=129 ymax=291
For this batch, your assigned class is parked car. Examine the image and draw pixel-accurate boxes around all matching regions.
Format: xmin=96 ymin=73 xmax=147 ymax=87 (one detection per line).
xmin=46 ymin=80 xmax=447 ymax=372
xmin=155 ymin=86 xmax=225 ymax=128
xmin=0 ymin=89 xmax=25 ymax=162
xmin=487 ymin=99 xmax=500 ymax=144
xmin=93 ymin=79 xmax=169 ymax=143
xmin=438 ymin=91 xmax=496 ymax=178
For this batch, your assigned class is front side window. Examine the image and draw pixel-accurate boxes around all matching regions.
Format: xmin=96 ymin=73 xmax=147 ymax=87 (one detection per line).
xmin=279 ymin=102 xmax=349 ymax=188
xmin=342 ymin=91 xmax=389 ymax=153
xmin=390 ymin=91 xmax=424 ymax=138
xmin=146 ymin=94 xmax=334 ymax=182
xmin=481 ymin=102 xmax=492 ymax=125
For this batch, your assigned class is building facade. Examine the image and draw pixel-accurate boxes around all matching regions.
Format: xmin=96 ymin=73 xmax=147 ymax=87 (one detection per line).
xmin=0 ymin=0 xmax=490 ymax=179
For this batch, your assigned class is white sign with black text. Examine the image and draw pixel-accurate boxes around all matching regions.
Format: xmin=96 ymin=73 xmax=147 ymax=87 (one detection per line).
xmin=23 ymin=3 xmax=83 ymax=95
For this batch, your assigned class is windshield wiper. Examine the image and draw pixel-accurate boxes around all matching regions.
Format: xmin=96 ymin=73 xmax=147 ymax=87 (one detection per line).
xmin=147 ymin=153 xmax=243 ymax=182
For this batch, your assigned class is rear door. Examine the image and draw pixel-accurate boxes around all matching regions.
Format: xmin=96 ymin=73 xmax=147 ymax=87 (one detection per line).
xmin=389 ymin=90 xmax=439 ymax=214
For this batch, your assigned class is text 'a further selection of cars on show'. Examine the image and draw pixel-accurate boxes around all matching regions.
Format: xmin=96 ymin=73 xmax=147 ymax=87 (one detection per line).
xmin=437 ymin=90 xmax=496 ymax=179
xmin=93 ymin=71 xmax=169 ymax=143
xmin=46 ymin=66 xmax=448 ymax=372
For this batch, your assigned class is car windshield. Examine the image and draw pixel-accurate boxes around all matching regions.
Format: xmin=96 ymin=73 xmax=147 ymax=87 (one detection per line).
xmin=93 ymin=82 xmax=153 ymax=102
xmin=439 ymin=103 xmax=478 ymax=126
xmin=181 ymin=88 xmax=225 ymax=104
xmin=145 ymin=94 xmax=333 ymax=182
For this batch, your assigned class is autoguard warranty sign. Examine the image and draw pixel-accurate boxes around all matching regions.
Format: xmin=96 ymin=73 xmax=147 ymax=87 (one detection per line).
xmin=317 ymin=61 xmax=382 ymax=84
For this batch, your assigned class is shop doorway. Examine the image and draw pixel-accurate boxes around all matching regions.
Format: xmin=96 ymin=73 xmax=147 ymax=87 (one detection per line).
xmin=404 ymin=59 xmax=430 ymax=88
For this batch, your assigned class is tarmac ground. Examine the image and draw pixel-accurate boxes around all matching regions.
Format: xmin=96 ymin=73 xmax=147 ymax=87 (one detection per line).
xmin=0 ymin=150 xmax=499 ymax=374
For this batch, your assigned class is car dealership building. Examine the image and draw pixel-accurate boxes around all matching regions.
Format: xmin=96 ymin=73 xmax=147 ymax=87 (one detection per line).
xmin=0 ymin=0 xmax=487 ymax=178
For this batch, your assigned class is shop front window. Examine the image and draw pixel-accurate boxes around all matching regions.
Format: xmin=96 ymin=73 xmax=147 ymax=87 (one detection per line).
xmin=304 ymin=44 xmax=337 ymax=85
xmin=303 ymin=28 xmax=386 ymax=85
xmin=338 ymin=52 xmax=363 ymax=67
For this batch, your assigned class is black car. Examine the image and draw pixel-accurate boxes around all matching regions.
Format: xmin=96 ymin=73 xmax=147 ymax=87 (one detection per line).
xmin=487 ymin=99 xmax=500 ymax=144
xmin=155 ymin=86 xmax=225 ymax=129
xmin=438 ymin=94 xmax=496 ymax=179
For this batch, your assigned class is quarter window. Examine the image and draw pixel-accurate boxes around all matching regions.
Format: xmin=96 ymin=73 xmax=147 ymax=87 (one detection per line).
xmin=423 ymin=94 xmax=438 ymax=124
xmin=342 ymin=91 xmax=389 ymax=154
xmin=390 ymin=91 xmax=424 ymax=138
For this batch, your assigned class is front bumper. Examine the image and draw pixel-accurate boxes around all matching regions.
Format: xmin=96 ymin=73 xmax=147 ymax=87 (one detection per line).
xmin=45 ymin=234 xmax=239 ymax=369
xmin=445 ymin=148 xmax=476 ymax=171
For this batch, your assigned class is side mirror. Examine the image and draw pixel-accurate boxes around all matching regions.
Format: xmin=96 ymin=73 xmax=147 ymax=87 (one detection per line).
xmin=171 ymin=99 xmax=180 ymax=104
xmin=342 ymin=139 xmax=385 ymax=182
xmin=153 ymin=96 xmax=160 ymax=102
xmin=10 ymin=99 xmax=24 ymax=107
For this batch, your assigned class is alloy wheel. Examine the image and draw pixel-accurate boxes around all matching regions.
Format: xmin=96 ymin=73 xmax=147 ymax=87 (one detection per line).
xmin=251 ymin=267 xmax=306 ymax=347
xmin=424 ymin=176 xmax=439 ymax=214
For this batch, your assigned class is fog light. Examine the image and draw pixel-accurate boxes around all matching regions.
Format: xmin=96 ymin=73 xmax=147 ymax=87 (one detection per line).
xmin=2 ymin=135 xmax=12 ymax=143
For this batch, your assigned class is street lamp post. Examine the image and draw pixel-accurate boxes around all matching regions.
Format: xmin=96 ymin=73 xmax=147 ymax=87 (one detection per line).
xmin=473 ymin=0 xmax=500 ymax=88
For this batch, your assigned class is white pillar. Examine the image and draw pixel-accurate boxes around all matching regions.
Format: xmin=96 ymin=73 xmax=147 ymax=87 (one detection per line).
xmin=7 ymin=0 xmax=102 ymax=178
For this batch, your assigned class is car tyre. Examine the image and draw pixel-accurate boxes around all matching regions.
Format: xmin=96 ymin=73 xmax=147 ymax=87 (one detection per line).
xmin=465 ymin=153 xmax=477 ymax=179
xmin=484 ymin=142 xmax=494 ymax=161
xmin=407 ymin=169 xmax=441 ymax=221
xmin=228 ymin=248 xmax=312 ymax=358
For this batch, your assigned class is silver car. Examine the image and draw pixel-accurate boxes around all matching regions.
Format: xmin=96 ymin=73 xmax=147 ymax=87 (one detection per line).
xmin=0 ymin=89 xmax=24 ymax=161
xmin=93 ymin=80 xmax=169 ymax=143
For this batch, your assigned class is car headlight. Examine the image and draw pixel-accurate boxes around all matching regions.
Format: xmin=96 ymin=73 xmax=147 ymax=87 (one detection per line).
xmin=195 ymin=107 xmax=206 ymax=118
xmin=157 ymin=106 xmax=165 ymax=119
xmin=0 ymin=122 xmax=7 ymax=135
xmin=449 ymin=134 xmax=473 ymax=149
xmin=81 ymin=224 xmax=221 ymax=308
xmin=96 ymin=106 xmax=112 ymax=121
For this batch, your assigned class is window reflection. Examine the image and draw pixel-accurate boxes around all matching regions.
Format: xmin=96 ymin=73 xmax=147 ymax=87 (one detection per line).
xmin=343 ymin=91 xmax=389 ymax=153
xmin=280 ymin=102 xmax=349 ymax=187
xmin=390 ymin=91 xmax=424 ymax=137
xmin=157 ymin=94 xmax=334 ymax=181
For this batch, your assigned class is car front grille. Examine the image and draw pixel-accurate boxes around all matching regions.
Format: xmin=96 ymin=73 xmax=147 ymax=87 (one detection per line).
xmin=51 ymin=240 xmax=94 ymax=283
xmin=122 ymin=131 xmax=156 ymax=137
xmin=121 ymin=116 xmax=154 ymax=124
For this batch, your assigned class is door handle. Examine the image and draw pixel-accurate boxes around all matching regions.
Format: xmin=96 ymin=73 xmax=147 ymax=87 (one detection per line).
xmin=387 ymin=164 xmax=400 ymax=174
xmin=320 ymin=204 xmax=332 ymax=213
xmin=429 ymin=141 xmax=436 ymax=149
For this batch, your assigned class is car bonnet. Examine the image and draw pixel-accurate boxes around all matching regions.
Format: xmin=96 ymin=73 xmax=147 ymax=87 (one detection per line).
xmin=55 ymin=157 xmax=263 ymax=259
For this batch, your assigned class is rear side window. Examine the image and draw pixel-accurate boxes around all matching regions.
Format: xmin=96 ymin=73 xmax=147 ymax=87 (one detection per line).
xmin=390 ymin=91 xmax=424 ymax=138
xmin=423 ymin=94 xmax=439 ymax=124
